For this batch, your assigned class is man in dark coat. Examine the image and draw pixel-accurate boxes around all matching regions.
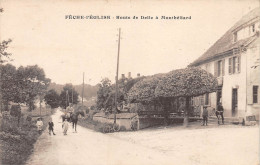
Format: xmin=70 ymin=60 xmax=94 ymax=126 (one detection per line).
xmin=48 ymin=119 xmax=56 ymax=135
xmin=216 ymin=102 xmax=224 ymax=124
xmin=202 ymin=106 xmax=208 ymax=126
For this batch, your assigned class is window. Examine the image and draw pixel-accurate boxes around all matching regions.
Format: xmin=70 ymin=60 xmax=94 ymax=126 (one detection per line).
xmin=253 ymin=86 xmax=258 ymax=104
xmin=205 ymin=93 xmax=210 ymax=105
xmin=214 ymin=60 xmax=225 ymax=77
xmin=233 ymin=32 xmax=238 ymax=42
xmin=251 ymin=24 xmax=255 ymax=33
xmin=217 ymin=60 xmax=223 ymax=77
xmin=228 ymin=56 xmax=241 ymax=74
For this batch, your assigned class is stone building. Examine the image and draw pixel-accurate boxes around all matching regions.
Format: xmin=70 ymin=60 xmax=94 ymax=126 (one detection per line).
xmin=189 ymin=8 xmax=260 ymax=121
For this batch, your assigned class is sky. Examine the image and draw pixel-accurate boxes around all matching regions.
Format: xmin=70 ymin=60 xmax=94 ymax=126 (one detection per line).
xmin=0 ymin=0 xmax=259 ymax=85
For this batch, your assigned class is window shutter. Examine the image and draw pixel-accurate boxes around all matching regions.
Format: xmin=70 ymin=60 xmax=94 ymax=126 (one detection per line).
xmin=229 ymin=58 xmax=232 ymax=74
xmin=214 ymin=61 xmax=218 ymax=77
xmin=247 ymin=85 xmax=253 ymax=104
xmin=222 ymin=59 xmax=225 ymax=76
xmin=238 ymin=56 xmax=241 ymax=73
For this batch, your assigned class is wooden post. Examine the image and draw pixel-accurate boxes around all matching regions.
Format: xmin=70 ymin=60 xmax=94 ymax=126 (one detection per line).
xmin=82 ymin=72 xmax=84 ymax=106
xmin=183 ymin=96 xmax=190 ymax=127
xmin=114 ymin=28 xmax=121 ymax=124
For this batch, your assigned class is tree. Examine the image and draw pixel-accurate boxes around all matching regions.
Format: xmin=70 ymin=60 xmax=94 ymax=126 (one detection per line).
xmin=44 ymin=89 xmax=60 ymax=109
xmin=16 ymin=65 xmax=50 ymax=111
xmin=96 ymin=78 xmax=113 ymax=109
xmin=0 ymin=39 xmax=12 ymax=64
xmin=0 ymin=64 xmax=17 ymax=111
xmin=155 ymin=67 xmax=218 ymax=126
xmin=59 ymin=84 xmax=79 ymax=108
xmin=118 ymin=76 xmax=145 ymax=100
xmin=128 ymin=74 xmax=165 ymax=104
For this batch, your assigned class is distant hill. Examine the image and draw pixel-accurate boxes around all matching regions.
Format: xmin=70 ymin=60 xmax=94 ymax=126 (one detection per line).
xmin=48 ymin=82 xmax=98 ymax=99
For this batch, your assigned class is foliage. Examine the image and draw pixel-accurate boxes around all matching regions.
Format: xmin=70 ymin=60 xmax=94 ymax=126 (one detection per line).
xmin=44 ymin=89 xmax=60 ymax=109
xmin=0 ymin=113 xmax=52 ymax=164
xmin=16 ymin=65 xmax=51 ymax=111
xmin=59 ymin=84 xmax=79 ymax=108
xmin=0 ymin=64 xmax=18 ymax=110
xmin=10 ymin=105 xmax=21 ymax=119
xmin=155 ymin=67 xmax=218 ymax=98
xmin=97 ymin=77 xmax=144 ymax=110
xmin=118 ymin=76 xmax=145 ymax=100
xmin=48 ymin=82 xmax=98 ymax=99
xmin=96 ymin=78 xmax=113 ymax=109
xmin=128 ymin=74 xmax=165 ymax=104
xmin=0 ymin=39 xmax=12 ymax=64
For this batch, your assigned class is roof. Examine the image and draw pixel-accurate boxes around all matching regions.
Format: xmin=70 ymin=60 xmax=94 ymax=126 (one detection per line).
xmin=189 ymin=7 xmax=260 ymax=67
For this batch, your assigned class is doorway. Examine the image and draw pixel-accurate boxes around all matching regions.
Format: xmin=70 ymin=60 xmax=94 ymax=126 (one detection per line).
xmin=232 ymin=88 xmax=238 ymax=117
xmin=216 ymin=89 xmax=222 ymax=106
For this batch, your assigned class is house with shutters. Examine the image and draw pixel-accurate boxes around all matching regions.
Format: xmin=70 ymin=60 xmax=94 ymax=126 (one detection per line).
xmin=189 ymin=8 xmax=260 ymax=120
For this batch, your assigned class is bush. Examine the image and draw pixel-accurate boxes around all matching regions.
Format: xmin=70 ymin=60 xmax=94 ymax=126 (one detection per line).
xmin=0 ymin=112 xmax=52 ymax=165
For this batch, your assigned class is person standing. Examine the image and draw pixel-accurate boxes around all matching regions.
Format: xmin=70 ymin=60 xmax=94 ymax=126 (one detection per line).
xmin=62 ymin=118 xmax=69 ymax=135
xmin=217 ymin=102 xmax=224 ymax=124
xmin=202 ymin=106 xmax=208 ymax=126
xmin=48 ymin=119 xmax=56 ymax=135
xmin=66 ymin=103 xmax=74 ymax=121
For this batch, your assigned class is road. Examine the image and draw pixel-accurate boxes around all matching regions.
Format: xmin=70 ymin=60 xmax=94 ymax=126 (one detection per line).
xmin=26 ymin=109 xmax=259 ymax=165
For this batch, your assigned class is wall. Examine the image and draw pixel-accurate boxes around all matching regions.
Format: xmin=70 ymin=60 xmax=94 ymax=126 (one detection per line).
xmin=246 ymin=41 xmax=260 ymax=120
xmin=197 ymin=38 xmax=260 ymax=119
xmin=93 ymin=115 xmax=137 ymax=131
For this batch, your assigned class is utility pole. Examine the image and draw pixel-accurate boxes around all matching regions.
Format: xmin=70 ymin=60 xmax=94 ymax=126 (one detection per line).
xmin=66 ymin=90 xmax=68 ymax=107
xmin=82 ymin=72 xmax=84 ymax=106
xmin=114 ymin=28 xmax=121 ymax=124
xmin=72 ymin=87 xmax=74 ymax=105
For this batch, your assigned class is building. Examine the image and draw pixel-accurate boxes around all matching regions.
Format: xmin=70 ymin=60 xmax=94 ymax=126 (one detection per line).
xmin=189 ymin=8 xmax=260 ymax=121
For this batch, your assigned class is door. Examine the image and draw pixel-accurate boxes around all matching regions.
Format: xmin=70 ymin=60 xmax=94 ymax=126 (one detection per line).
xmin=216 ymin=89 xmax=222 ymax=106
xmin=232 ymin=88 xmax=238 ymax=117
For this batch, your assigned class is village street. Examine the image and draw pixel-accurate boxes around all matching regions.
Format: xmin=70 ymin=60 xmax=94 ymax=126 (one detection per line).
xmin=26 ymin=110 xmax=259 ymax=165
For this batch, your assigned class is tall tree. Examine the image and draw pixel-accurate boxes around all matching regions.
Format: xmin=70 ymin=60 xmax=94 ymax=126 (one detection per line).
xmin=59 ymin=84 xmax=79 ymax=108
xmin=0 ymin=64 xmax=17 ymax=110
xmin=16 ymin=65 xmax=50 ymax=111
xmin=44 ymin=89 xmax=60 ymax=109
xmin=96 ymin=78 xmax=113 ymax=109
xmin=155 ymin=67 xmax=218 ymax=126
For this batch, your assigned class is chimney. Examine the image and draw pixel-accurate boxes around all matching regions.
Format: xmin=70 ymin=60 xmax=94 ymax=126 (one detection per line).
xmin=137 ymin=73 xmax=140 ymax=77
xmin=121 ymin=74 xmax=125 ymax=79
xmin=128 ymin=72 xmax=131 ymax=78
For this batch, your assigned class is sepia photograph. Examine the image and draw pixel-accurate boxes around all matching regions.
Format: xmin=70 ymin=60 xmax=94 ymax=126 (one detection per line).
xmin=0 ymin=0 xmax=259 ymax=165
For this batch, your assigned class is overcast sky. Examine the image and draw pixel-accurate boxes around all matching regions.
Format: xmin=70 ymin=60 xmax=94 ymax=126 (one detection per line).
xmin=0 ymin=0 xmax=259 ymax=85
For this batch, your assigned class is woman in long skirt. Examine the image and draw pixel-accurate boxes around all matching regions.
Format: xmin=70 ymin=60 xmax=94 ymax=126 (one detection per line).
xmin=62 ymin=118 xmax=69 ymax=135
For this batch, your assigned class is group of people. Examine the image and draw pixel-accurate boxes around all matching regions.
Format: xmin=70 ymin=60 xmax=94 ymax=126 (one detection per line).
xmin=202 ymin=102 xmax=224 ymax=126
xmin=35 ymin=103 xmax=75 ymax=136
xmin=36 ymin=118 xmax=56 ymax=135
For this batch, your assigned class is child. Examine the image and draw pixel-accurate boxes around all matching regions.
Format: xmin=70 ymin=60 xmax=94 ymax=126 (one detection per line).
xmin=36 ymin=118 xmax=43 ymax=134
xmin=62 ymin=118 xmax=69 ymax=135
xmin=48 ymin=119 xmax=56 ymax=135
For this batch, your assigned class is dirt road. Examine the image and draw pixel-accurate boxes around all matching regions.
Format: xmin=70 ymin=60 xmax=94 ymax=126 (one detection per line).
xmin=26 ymin=110 xmax=173 ymax=165
xmin=26 ymin=109 xmax=259 ymax=165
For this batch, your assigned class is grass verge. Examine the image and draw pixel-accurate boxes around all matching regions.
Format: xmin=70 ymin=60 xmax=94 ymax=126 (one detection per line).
xmin=0 ymin=109 xmax=54 ymax=165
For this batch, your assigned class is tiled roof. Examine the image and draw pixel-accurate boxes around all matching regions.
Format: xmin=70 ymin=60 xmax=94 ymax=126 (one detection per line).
xmin=189 ymin=7 xmax=260 ymax=67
